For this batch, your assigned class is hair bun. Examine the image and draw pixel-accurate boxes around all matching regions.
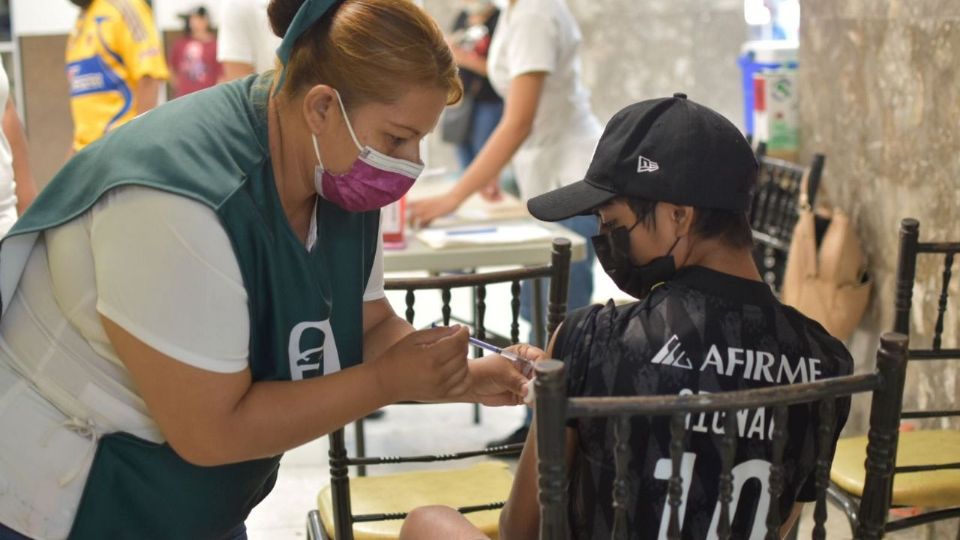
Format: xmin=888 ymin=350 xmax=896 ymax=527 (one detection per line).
xmin=267 ymin=0 xmax=305 ymax=38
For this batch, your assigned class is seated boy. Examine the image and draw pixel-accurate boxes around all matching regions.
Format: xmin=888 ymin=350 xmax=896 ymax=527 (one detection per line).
xmin=400 ymin=94 xmax=853 ymax=540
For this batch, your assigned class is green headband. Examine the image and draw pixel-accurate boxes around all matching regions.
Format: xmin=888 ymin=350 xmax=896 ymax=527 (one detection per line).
xmin=274 ymin=0 xmax=340 ymax=92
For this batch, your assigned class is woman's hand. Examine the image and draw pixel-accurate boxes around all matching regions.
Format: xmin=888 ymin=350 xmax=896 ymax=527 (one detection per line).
xmin=370 ymin=325 xmax=471 ymax=402
xmin=467 ymin=344 xmax=547 ymax=406
xmin=408 ymin=191 xmax=464 ymax=228
xmin=478 ymin=178 xmax=502 ymax=202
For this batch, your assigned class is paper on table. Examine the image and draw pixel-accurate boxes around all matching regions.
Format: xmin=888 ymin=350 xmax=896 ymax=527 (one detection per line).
xmin=416 ymin=223 xmax=554 ymax=249
xmin=430 ymin=197 xmax=529 ymax=226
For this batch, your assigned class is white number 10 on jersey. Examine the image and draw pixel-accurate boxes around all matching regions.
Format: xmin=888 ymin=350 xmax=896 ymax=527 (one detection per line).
xmin=653 ymin=453 xmax=773 ymax=539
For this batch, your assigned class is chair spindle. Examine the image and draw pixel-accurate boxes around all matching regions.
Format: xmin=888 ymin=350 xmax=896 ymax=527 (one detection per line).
xmin=765 ymin=405 xmax=788 ymax=540
xmin=812 ymin=398 xmax=836 ymax=540
xmin=547 ymin=239 xmax=572 ymax=337
xmin=404 ymin=289 xmax=415 ymax=324
xmin=441 ymin=286 xmax=452 ymax=326
xmin=777 ymin=171 xmax=801 ymax=235
xmin=510 ymin=280 xmax=521 ymax=344
xmin=535 ymin=360 xmax=569 ymax=540
xmin=329 ymin=429 xmax=355 ymax=540
xmin=857 ymin=333 xmax=910 ymax=540
xmin=717 ymin=409 xmax=738 ymax=540
xmin=474 ymin=285 xmax=487 ymax=358
xmin=893 ymin=219 xmax=920 ymax=334
xmin=667 ymin=412 xmax=686 ymax=540
xmin=933 ymin=252 xmax=954 ymax=351
xmin=752 ymin=169 xmax=773 ymax=231
xmin=763 ymin=175 xmax=784 ymax=235
xmin=762 ymin=246 xmax=777 ymax=288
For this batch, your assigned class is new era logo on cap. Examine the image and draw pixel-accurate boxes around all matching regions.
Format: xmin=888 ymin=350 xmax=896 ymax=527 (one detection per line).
xmin=637 ymin=155 xmax=659 ymax=173
xmin=650 ymin=335 xmax=693 ymax=369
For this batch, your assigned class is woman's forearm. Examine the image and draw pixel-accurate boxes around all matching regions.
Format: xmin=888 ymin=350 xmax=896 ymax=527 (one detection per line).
xmin=215 ymin=323 xmax=474 ymax=464
xmin=409 ymin=73 xmax=543 ymax=225
xmin=214 ymin=363 xmax=394 ymax=464
xmin=457 ymin=51 xmax=488 ymax=76
xmin=102 ymin=316 xmax=396 ymax=466
xmin=449 ymin=72 xmax=544 ymax=203
xmin=103 ymin=316 xmax=473 ymax=467
xmin=450 ymin=118 xmax=531 ymax=203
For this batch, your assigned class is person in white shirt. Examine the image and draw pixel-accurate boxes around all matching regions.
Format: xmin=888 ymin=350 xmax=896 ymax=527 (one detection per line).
xmin=409 ymin=0 xmax=601 ymax=446
xmin=0 ymin=62 xmax=37 ymax=236
xmin=217 ymin=0 xmax=283 ymax=80
xmin=410 ymin=0 xmax=600 ymax=304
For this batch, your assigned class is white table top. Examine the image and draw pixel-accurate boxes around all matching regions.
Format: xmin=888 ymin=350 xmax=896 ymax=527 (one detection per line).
xmin=383 ymin=180 xmax=587 ymax=273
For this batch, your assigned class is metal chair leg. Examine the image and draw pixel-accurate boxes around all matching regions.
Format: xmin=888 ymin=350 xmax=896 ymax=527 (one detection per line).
xmin=826 ymin=483 xmax=859 ymax=536
xmin=307 ymin=509 xmax=330 ymax=540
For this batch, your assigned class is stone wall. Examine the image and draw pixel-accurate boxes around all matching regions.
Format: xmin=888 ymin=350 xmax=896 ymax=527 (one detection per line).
xmin=421 ymin=0 xmax=747 ymax=174
xmin=798 ymin=1 xmax=960 ymax=433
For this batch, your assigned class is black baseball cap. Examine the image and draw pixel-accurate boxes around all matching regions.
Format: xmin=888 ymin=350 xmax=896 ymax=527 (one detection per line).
xmin=527 ymin=93 xmax=757 ymax=222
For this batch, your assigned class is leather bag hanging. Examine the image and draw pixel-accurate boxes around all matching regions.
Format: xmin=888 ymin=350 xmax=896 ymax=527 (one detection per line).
xmin=781 ymin=183 xmax=872 ymax=341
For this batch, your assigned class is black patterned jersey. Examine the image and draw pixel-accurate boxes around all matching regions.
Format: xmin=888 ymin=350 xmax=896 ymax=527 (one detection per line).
xmin=553 ymin=266 xmax=854 ymax=539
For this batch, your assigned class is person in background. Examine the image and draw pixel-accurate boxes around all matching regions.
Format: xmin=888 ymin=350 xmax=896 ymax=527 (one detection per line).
xmin=65 ymin=0 xmax=169 ymax=154
xmin=0 ymin=61 xmax=37 ymax=236
xmin=411 ymin=0 xmax=603 ymax=449
xmin=217 ymin=0 xmax=282 ymax=81
xmin=170 ymin=6 xmax=221 ymax=98
xmin=400 ymin=94 xmax=854 ymax=540
xmin=447 ymin=0 xmax=503 ymax=187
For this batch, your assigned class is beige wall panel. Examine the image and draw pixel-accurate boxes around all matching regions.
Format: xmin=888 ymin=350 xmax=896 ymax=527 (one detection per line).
xmin=20 ymin=34 xmax=72 ymax=188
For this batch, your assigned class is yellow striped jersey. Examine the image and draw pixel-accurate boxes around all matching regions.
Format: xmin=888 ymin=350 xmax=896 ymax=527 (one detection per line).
xmin=66 ymin=0 xmax=169 ymax=150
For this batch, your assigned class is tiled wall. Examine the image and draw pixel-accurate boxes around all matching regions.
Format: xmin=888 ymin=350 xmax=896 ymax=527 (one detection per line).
xmin=20 ymin=34 xmax=72 ymax=188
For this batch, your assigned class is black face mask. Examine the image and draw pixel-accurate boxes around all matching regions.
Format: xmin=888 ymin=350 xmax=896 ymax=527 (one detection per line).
xmin=591 ymin=223 xmax=682 ymax=300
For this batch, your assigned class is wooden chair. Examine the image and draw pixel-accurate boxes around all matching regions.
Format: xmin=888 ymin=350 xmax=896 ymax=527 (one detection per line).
xmin=828 ymin=218 xmax=960 ymax=535
xmin=306 ymin=238 xmax=571 ymax=540
xmin=535 ymin=333 xmax=910 ymax=540
xmin=749 ymin=144 xmax=826 ymax=294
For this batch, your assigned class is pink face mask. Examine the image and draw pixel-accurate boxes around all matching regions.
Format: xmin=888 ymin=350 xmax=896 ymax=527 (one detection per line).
xmin=312 ymin=91 xmax=424 ymax=212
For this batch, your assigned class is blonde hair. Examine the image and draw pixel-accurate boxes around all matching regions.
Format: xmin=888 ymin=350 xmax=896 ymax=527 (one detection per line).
xmin=268 ymin=0 xmax=463 ymax=106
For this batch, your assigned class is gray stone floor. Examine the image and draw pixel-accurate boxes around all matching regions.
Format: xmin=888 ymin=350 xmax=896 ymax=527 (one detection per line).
xmin=245 ymin=267 xmax=946 ymax=539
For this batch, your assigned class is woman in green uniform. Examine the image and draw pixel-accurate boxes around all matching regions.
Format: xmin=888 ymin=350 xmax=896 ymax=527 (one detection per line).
xmin=0 ymin=1 xmax=530 ymax=538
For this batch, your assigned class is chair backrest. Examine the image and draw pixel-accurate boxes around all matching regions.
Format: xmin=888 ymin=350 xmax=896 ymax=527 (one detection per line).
xmin=326 ymin=238 xmax=572 ymax=540
xmin=535 ymin=333 xmax=910 ymax=540
xmin=893 ymin=218 xmax=958 ymax=360
xmin=881 ymin=218 xmax=960 ymax=532
xmin=750 ymin=146 xmax=826 ymax=294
